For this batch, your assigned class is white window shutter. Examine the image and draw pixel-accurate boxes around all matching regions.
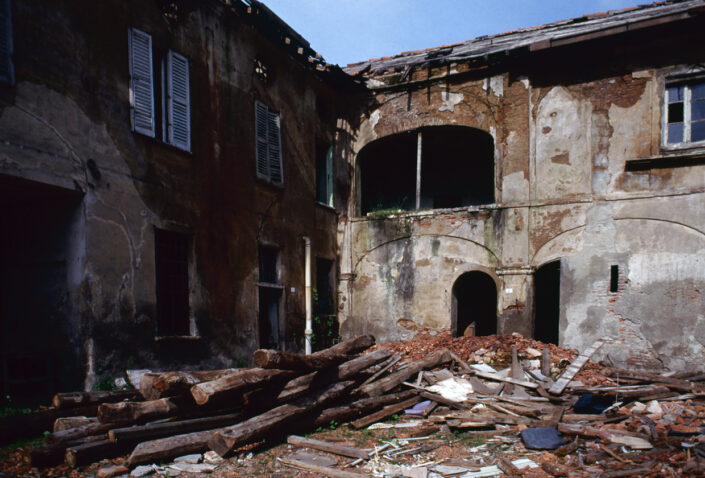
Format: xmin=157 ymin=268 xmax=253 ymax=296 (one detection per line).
xmin=0 ymin=0 xmax=13 ymax=85
xmin=255 ymin=101 xmax=269 ymax=179
xmin=167 ymin=50 xmax=190 ymax=151
xmin=128 ymin=27 xmax=155 ymax=137
xmin=325 ymin=145 xmax=334 ymax=206
xmin=267 ymin=110 xmax=283 ymax=184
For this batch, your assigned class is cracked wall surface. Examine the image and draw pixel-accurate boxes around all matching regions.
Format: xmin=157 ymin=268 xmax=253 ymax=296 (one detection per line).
xmin=339 ymin=21 xmax=705 ymax=370
xmin=0 ymin=0 xmax=360 ymax=394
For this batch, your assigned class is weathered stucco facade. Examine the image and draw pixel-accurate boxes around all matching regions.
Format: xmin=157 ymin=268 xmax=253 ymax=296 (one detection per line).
xmin=338 ymin=1 xmax=705 ymax=371
xmin=3 ymin=0 xmax=705 ymax=401
xmin=0 ymin=0 xmax=360 ymax=399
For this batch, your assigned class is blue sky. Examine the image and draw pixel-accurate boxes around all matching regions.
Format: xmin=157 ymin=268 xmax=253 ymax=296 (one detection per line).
xmin=260 ymin=0 xmax=649 ymax=66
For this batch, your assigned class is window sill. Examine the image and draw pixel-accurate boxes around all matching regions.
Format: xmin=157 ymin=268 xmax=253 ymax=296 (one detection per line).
xmin=358 ymin=203 xmax=498 ymax=220
xmin=255 ymin=176 xmax=285 ymax=190
xmin=315 ymin=201 xmax=336 ymax=212
xmin=134 ymin=131 xmax=193 ymax=155
xmin=154 ymin=335 xmax=201 ymax=342
xmin=256 ymin=281 xmax=285 ymax=289
xmin=626 ymin=146 xmax=705 ymax=171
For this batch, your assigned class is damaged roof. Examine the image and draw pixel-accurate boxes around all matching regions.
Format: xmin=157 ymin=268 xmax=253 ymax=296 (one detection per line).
xmin=222 ymin=0 xmax=362 ymax=86
xmin=344 ymin=0 xmax=705 ymax=78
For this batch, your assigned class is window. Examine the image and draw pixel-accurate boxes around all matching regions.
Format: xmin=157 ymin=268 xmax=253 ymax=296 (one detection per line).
xmin=257 ymin=245 xmax=283 ymax=349
xmin=358 ymin=126 xmax=494 ymax=215
xmin=664 ymin=80 xmax=705 ymax=147
xmin=315 ymin=141 xmax=333 ymax=207
xmin=128 ymin=27 xmax=191 ymax=151
xmin=255 ymin=101 xmax=284 ymax=185
xmin=313 ymin=258 xmax=338 ymax=351
xmin=155 ymin=229 xmax=190 ymax=336
xmin=610 ymin=265 xmax=619 ymax=293
xmin=0 ymin=0 xmax=14 ymax=85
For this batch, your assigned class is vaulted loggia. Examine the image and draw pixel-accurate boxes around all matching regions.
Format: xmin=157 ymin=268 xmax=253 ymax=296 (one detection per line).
xmin=358 ymin=126 xmax=495 ymax=215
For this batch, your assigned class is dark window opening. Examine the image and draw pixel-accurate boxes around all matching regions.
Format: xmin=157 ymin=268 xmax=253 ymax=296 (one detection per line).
xmin=610 ymin=265 xmax=619 ymax=293
xmin=258 ymin=245 xmax=281 ymax=349
xmin=451 ymin=271 xmax=497 ymax=337
xmin=314 ymin=258 xmax=337 ymax=351
xmin=420 ymin=126 xmax=494 ymax=209
xmin=155 ymin=229 xmax=190 ymax=336
xmin=258 ymin=245 xmax=279 ymax=284
xmin=534 ymin=260 xmax=561 ymax=345
xmin=359 ymin=132 xmax=417 ymax=214
xmin=0 ymin=175 xmax=83 ymax=403
xmin=359 ymin=126 xmax=494 ymax=215
xmin=316 ymin=140 xmax=334 ymax=207
xmin=258 ymin=287 xmax=281 ymax=349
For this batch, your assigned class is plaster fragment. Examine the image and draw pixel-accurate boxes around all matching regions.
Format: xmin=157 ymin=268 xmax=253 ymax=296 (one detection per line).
xmin=439 ymin=91 xmax=464 ymax=112
xmin=489 ymin=75 xmax=504 ymax=97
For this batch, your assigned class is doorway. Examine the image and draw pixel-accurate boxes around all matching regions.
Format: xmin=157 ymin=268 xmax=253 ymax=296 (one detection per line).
xmin=451 ymin=271 xmax=497 ymax=337
xmin=0 ymin=175 xmax=83 ymax=403
xmin=534 ymin=260 xmax=561 ymax=345
xmin=257 ymin=245 xmax=282 ymax=349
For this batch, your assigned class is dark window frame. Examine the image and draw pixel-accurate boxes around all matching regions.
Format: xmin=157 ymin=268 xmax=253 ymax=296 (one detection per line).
xmin=154 ymin=228 xmax=191 ymax=337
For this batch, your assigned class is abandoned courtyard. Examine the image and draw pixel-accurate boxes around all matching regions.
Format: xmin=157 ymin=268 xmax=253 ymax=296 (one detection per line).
xmin=2 ymin=0 xmax=705 ymax=476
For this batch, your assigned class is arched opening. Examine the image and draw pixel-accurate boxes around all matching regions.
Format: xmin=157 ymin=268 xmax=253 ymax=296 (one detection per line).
xmin=451 ymin=271 xmax=497 ymax=337
xmin=534 ymin=260 xmax=561 ymax=345
xmin=358 ymin=126 xmax=494 ymax=215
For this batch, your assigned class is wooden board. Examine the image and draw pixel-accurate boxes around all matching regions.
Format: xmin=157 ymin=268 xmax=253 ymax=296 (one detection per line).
xmin=549 ymin=338 xmax=605 ymax=395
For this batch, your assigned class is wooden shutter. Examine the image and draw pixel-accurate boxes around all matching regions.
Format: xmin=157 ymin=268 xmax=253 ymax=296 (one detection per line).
xmin=267 ymin=110 xmax=283 ymax=184
xmin=255 ymin=101 xmax=269 ymax=179
xmin=167 ymin=50 xmax=190 ymax=151
xmin=128 ymin=27 xmax=155 ymax=137
xmin=0 ymin=0 xmax=13 ymax=85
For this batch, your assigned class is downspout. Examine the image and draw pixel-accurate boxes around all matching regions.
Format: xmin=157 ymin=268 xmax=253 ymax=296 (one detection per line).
xmin=303 ymin=236 xmax=312 ymax=354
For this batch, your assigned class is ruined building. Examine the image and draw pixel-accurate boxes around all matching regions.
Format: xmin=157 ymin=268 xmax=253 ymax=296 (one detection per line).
xmin=338 ymin=0 xmax=705 ymax=372
xmin=1 ymin=0 xmax=704 ymax=400
xmin=0 ymin=0 xmax=362 ymax=399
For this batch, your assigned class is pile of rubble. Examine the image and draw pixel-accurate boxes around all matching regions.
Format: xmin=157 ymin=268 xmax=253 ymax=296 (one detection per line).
xmin=2 ymin=332 xmax=705 ymax=477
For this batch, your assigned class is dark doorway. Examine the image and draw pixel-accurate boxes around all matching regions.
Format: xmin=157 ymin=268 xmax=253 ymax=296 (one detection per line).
xmin=258 ymin=245 xmax=281 ymax=349
xmin=534 ymin=260 xmax=561 ymax=345
xmin=451 ymin=271 xmax=497 ymax=337
xmin=0 ymin=175 xmax=83 ymax=403
xmin=314 ymin=257 xmax=337 ymax=351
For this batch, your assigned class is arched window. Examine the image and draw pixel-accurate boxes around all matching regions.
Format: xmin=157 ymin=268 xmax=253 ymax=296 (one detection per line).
xmin=359 ymin=126 xmax=494 ymax=215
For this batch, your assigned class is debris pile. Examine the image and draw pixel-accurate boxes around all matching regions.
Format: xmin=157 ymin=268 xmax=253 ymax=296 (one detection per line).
xmin=2 ymin=332 xmax=705 ymax=476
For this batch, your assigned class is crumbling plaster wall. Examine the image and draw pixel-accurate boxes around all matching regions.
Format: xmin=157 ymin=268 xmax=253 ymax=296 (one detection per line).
xmin=341 ymin=62 xmax=705 ymax=370
xmin=1 ymin=0 xmax=352 ymax=392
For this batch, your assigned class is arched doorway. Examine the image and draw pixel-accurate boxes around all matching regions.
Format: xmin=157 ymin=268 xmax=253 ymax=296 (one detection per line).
xmin=451 ymin=271 xmax=497 ymax=337
xmin=534 ymin=260 xmax=561 ymax=345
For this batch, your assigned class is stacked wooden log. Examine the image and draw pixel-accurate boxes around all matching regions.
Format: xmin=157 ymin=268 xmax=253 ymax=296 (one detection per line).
xmin=20 ymin=334 xmax=459 ymax=470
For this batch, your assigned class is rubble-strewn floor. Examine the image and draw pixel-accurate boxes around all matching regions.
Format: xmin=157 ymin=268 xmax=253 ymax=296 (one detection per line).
xmin=4 ymin=331 xmax=705 ymax=477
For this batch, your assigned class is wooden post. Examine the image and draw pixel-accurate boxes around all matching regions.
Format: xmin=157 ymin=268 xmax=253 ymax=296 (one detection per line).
xmin=416 ymin=131 xmax=422 ymax=209
xmin=542 ymin=348 xmax=551 ymax=377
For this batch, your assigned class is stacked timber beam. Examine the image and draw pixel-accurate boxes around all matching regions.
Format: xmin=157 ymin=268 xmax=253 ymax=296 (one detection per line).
xmin=21 ymin=335 xmax=459 ymax=470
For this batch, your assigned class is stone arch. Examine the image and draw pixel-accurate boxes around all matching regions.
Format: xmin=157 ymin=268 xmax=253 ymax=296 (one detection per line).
xmin=348 ymin=235 xmax=498 ymax=343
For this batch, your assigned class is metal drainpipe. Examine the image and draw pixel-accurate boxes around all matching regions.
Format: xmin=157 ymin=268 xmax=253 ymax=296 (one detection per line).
xmin=303 ymin=236 xmax=312 ymax=354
